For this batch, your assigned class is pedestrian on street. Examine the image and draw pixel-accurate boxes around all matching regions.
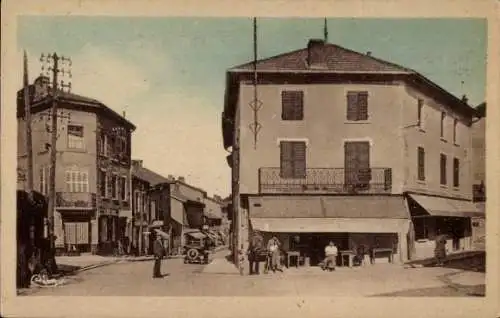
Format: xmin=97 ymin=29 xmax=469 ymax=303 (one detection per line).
xmin=434 ymin=232 xmax=447 ymax=266
xmin=153 ymin=235 xmax=165 ymax=278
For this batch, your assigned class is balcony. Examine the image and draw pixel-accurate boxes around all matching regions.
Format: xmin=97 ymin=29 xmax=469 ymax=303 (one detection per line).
xmin=56 ymin=192 xmax=97 ymax=209
xmin=259 ymin=167 xmax=392 ymax=195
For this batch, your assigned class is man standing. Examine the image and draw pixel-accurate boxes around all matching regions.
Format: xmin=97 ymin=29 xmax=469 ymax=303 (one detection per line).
xmin=323 ymin=241 xmax=338 ymax=271
xmin=153 ymin=235 xmax=165 ymax=278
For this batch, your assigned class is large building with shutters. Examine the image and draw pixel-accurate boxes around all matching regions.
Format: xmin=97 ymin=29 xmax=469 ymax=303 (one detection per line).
xmin=222 ymin=39 xmax=483 ymax=267
xmin=17 ymin=76 xmax=136 ymax=255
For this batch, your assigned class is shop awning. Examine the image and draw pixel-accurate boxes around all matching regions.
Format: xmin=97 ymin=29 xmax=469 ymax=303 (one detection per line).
xmin=185 ymin=231 xmax=206 ymax=240
xmin=250 ymin=217 xmax=408 ymax=234
xmin=154 ymin=229 xmax=170 ymax=239
xmin=248 ymin=195 xmax=409 ymax=219
xmin=409 ymin=194 xmax=483 ymax=218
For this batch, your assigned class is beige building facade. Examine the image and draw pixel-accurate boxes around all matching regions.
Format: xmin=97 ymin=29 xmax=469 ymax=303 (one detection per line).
xmin=222 ymin=39 xmax=482 ymax=267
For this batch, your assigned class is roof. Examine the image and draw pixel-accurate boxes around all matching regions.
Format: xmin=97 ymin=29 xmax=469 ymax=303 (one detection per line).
xmin=231 ymin=41 xmax=413 ymax=73
xmin=17 ymin=85 xmax=136 ymax=130
xmin=248 ymin=196 xmax=409 ymax=219
xmin=132 ymin=166 xmax=170 ymax=186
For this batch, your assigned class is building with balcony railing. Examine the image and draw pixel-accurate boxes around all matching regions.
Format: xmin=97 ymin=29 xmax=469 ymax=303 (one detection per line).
xmin=222 ymin=39 xmax=483 ymax=266
xmin=17 ymin=76 xmax=136 ymax=254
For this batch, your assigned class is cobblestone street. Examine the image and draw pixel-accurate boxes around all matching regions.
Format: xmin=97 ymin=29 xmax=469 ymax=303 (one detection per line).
xmin=22 ymin=251 xmax=485 ymax=297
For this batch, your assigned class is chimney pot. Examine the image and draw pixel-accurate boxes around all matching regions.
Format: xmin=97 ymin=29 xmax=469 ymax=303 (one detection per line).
xmin=366 ymin=51 xmax=372 ymax=56
xmin=307 ymin=39 xmax=327 ymax=68
xmin=178 ymin=176 xmax=185 ymax=183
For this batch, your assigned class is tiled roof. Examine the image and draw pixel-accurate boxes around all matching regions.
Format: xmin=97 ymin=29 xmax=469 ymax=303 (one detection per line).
xmin=231 ymin=41 xmax=413 ymax=73
xmin=132 ymin=166 xmax=170 ymax=186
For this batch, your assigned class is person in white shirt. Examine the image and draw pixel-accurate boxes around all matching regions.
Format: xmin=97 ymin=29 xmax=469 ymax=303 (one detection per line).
xmin=323 ymin=241 xmax=338 ymax=271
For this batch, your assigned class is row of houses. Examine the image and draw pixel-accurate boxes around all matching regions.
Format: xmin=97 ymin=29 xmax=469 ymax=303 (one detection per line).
xmin=222 ymin=39 xmax=486 ymax=265
xmin=16 ymin=75 xmax=230 ymax=256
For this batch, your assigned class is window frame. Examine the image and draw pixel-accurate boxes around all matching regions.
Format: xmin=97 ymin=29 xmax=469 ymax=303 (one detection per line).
xmin=440 ymin=154 xmax=447 ymax=186
xmin=346 ymin=91 xmax=369 ymax=122
xmin=453 ymin=157 xmax=460 ymax=188
xmin=279 ymin=141 xmax=307 ymax=179
xmin=440 ymin=112 xmax=446 ymax=139
xmin=281 ymin=90 xmax=304 ymax=121
xmin=417 ymin=147 xmax=425 ymax=181
xmin=65 ymin=168 xmax=89 ymax=193
xmin=67 ymin=124 xmax=85 ymax=150
xmin=417 ymin=99 xmax=424 ymax=128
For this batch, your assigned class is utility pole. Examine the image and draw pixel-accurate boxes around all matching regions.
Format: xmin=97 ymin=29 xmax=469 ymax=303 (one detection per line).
xmin=41 ymin=52 xmax=72 ymax=260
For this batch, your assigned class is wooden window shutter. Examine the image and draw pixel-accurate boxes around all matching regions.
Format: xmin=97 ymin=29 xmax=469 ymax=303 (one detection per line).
xmin=417 ymin=147 xmax=425 ymax=181
xmin=346 ymin=92 xmax=358 ymax=121
xmin=280 ymin=141 xmax=294 ymax=178
xmin=357 ymin=92 xmax=368 ymax=120
xmin=292 ymin=142 xmax=306 ymax=178
xmin=440 ymin=154 xmax=447 ymax=185
xmin=282 ymin=91 xmax=304 ymax=120
xmin=453 ymin=158 xmax=460 ymax=187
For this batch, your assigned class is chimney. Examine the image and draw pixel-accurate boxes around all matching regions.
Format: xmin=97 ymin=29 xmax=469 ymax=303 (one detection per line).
xmin=366 ymin=51 xmax=372 ymax=56
xmin=178 ymin=176 xmax=185 ymax=183
xmin=122 ymin=110 xmax=126 ymax=118
xmin=167 ymin=174 xmax=175 ymax=181
xmin=132 ymin=159 xmax=143 ymax=167
xmin=307 ymin=39 xmax=327 ymax=68
xmin=461 ymin=94 xmax=469 ymax=104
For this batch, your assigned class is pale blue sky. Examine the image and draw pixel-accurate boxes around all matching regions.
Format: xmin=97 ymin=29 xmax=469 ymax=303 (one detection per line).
xmin=17 ymin=17 xmax=487 ymax=196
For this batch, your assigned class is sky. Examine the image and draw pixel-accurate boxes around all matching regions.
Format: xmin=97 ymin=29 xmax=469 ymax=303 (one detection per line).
xmin=16 ymin=17 xmax=487 ymax=197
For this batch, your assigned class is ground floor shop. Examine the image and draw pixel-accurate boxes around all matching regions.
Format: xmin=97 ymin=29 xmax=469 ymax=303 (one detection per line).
xmin=406 ymin=193 xmax=482 ymax=259
xmin=231 ymin=193 xmax=483 ymax=267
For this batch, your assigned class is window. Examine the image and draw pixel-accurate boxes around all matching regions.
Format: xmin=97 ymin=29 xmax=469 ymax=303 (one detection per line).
xmin=39 ymin=166 xmax=49 ymax=195
xmin=453 ymin=119 xmax=458 ymax=145
xmin=110 ymin=175 xmax=118 ymax=199
xmin=417 ymin=99 xmax=423 ymax=127
xmin=67 ymin=124 xmax=85 ymax=149
xmin=440 ymin=112 xmax=446 ymax=138
xmin=417 ymin=147 xmax=425 ymax=181
xmin=440 ymin=154 xmax=447 ymax=185
xmin=281 ymin=90 xmax=304 ymax=120
xmin=346 ymin=91 xmax=369 ymax=121
xmin=65 ymin=169 xmax=89 ymax=192
xmin=121 ymin=177 xmax=127 ymax=201
xmin=280 ymin=141 xmax=306 ymax=178
xmin=453 ymin=158 xmax=460 ymax=187
xmin=99 ymin=170 xmax=106 ymax=197
xmin=151 ymin=200 xmax=158 ymax=220
xmin=100 ymin=134 xmax=108 ymax=156
xmin=344 ymin=141 xmax=371 ymax=187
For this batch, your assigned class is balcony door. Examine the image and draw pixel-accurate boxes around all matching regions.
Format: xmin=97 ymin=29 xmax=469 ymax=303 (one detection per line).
xmin=344 ymin=141 xmax=371 ymax=189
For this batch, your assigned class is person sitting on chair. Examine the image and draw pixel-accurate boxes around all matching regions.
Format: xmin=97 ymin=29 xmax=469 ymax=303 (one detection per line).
xmin=323 ymin=241 xmax=338 ymax=271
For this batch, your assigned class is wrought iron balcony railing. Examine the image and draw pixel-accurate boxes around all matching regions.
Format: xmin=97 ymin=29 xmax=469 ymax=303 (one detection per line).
xmin=259 ymin=167 xmax=392 ymax=194
xmin=56 ymin=192 xmax=97 ymax=209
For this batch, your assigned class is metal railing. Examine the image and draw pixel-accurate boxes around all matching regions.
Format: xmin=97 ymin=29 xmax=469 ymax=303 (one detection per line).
xmin=259 ymin=167 xmax=392 ymax=194
xmin=56 ymin=192 xmax=96 ymax=209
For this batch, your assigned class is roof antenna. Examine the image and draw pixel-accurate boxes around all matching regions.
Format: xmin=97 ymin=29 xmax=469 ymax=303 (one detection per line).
xmin=323 ymin=18 xmax=329 ymax=43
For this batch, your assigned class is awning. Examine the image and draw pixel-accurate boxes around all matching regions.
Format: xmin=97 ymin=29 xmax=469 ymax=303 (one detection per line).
xmin=154 ymin=229 xmax=170 ymax=239
xmin=185 ymin=231 xmax=206 ymax=240
xmin=250 ymin=217 xmax=409 ymax=234
xmin=409 ymin=194 xmax=483 ymax=218
xmin=248 ymin=195 xmax=408 ymax=219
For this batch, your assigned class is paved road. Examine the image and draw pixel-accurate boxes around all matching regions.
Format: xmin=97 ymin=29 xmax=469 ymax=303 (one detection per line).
xmin=23 ymin=253 xmax=485 ymax=297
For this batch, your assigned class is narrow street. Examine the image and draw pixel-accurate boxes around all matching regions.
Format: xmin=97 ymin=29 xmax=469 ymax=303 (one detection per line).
xmin=22 ymin=251 xmax=485 ymax=297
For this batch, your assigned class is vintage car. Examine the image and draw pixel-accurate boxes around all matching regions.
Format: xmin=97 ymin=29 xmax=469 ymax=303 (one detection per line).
xmin=183 ymin=230 xmax=213 ymax=264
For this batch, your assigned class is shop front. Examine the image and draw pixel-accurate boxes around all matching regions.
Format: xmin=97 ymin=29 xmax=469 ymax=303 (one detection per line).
xmin=406 ymin=193 xmax=483 ymax=259
xmin=247 ymin=195 xmax=411 ymax=267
